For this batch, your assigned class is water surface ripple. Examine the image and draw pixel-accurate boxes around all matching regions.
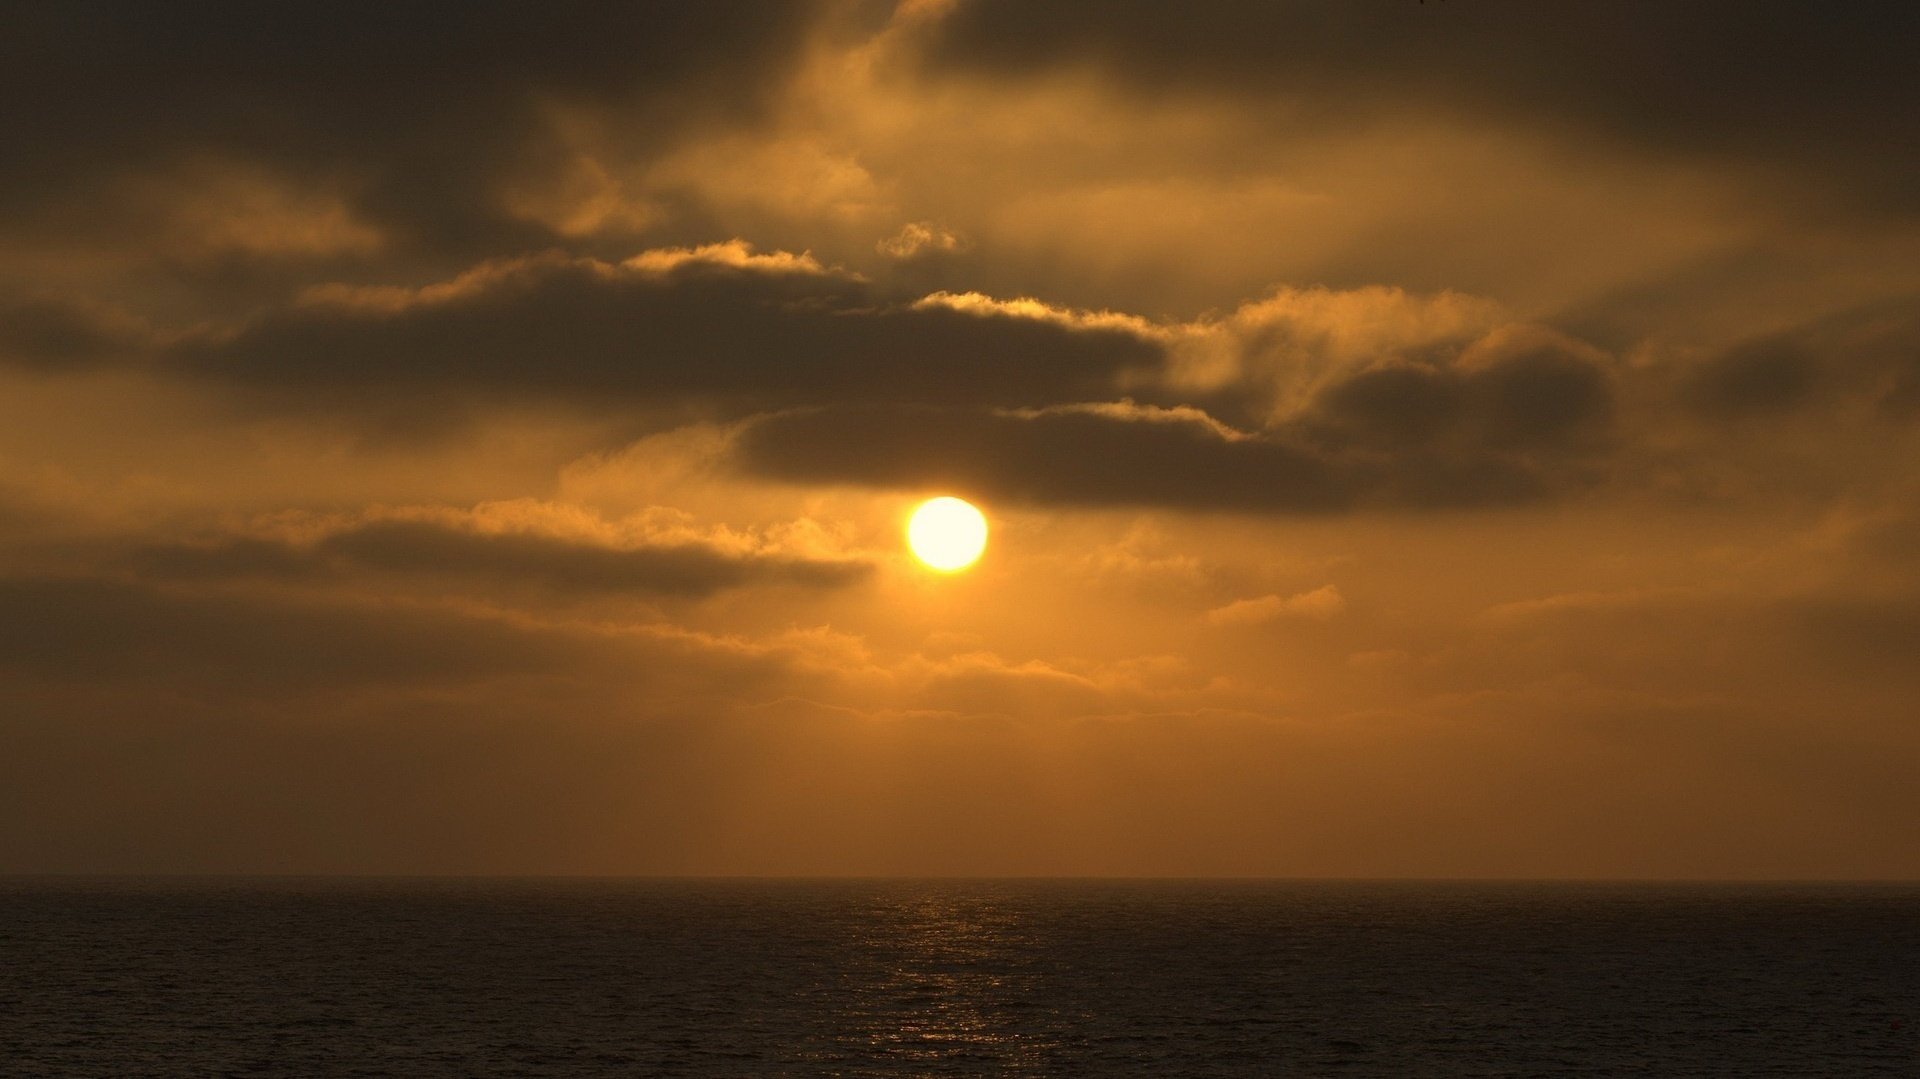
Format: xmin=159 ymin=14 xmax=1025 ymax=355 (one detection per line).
xmin=2 ymin=879 xmax=1915 ymax=1076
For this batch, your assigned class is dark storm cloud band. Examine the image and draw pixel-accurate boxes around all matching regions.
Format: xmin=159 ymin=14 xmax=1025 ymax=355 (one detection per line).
xmin=14 ymin=230 xmax=1909 ymax=517
xmin=3 ymin=237 xmax=1644 ymax=515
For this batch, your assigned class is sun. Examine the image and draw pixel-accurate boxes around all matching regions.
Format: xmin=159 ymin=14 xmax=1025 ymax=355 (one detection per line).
xmin=906 ymin=496 xmax=988 ymax=572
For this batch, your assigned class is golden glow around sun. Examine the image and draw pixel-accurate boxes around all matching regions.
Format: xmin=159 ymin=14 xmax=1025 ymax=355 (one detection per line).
xmin=907 ymin=496 xmax=988 ymax=572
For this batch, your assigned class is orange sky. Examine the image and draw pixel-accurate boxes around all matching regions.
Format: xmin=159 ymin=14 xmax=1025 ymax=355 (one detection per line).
xmin=1 ymin=1 xmax=1916 ymax=877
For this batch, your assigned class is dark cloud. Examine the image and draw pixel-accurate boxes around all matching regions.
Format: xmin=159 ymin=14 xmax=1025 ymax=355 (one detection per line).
xmin=1308 ymin=344 xmax=1613 ymax=454
xmin=0 ymin=575 xmax=584 ymax=690
xmin=0 ymin=1 xmax=822 ymax=255
xmin=740 ymin=404 xmax=1345 ymax=511
xmin=1682 ymin=301 xmax=1920 ymax=421
xmin=735 ymin=330 xmax=1616 ymax=513
xmin=923 ymin=1 xmax=1920 ymax=212
xmin=0 ymin=297 xmax=150 ymax=371
xmin=1682 ymin=341 xmax=1822 ymax=418
xmin=1310 ymin=364 xmax=1463 ymax=449
xmin=158 ymin=251 xmax=1161 ymax=425
xmin=134 ymin=513 xmax=870 ymax=599
xmin=319 ymin=519 xmax=868 ymax=597
xmin=1473 ymin=346 xmax=1615 ymax=449
xmin=734 ymin=400 xmax=1593 ymax=513
xmin=131 ymin=537 xmax=326 ymax=583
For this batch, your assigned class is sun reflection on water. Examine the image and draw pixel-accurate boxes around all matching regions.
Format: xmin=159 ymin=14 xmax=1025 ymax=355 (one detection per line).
xmin=812 ymin=886 xmax=1068 ymax=1073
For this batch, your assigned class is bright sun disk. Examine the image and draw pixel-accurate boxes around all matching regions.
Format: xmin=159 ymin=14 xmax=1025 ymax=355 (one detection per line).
xmin=907 ymin=496 xmax=988 ymax=572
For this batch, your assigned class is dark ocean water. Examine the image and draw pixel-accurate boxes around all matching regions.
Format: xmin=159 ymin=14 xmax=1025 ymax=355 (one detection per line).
xmin=1 ymin=879 xmax=1915 ymax=1077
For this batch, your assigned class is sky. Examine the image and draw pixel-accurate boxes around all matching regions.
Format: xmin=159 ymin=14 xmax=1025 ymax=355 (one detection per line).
xmin=2 ymin=0 xmax=1916 ymax=878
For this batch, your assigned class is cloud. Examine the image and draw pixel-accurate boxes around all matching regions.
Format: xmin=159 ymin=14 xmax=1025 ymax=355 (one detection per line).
xmin=1133 ymin=284 xmax=1616 ymax=453
xmin=1166 ymin=285 xmax=1508 ymax=416
xmin=0 ymin=1 xmax=826 ymax=258
xmin=1480 ymin=587 xmax=1693 ymax=627
xmin=319 ymin=520 xmax=865 ymax=596
xmin=1300 ymin=326 xmax=1614 ymax=454
xmin=0 ymin=574 xmax=589 ymax=691
xmin=733 ymin=402 xmax=1354 ymax=512
xmin=6 ymin=244 xmax=1652 ymax=522
xmin=1680 ymin=300 xmax=1920 ymax=422
xmin=1682 ymin=340 xmax=1821 ymax=419
xmin=732 ymin=321 xmax=1618 ymax=513
xmin=156 ymin=245 xmax=1162 ymax=427
xmin=132 ymin=500 xmax=871 ymax=600
xmin=1206 ymin=585 xmax=1344 ymax=627
xmin=921 ymin=1 xmax=1920 ymax=214
xmin=0 ymin=296 xmax=152 ymax=371
xmin=878 ymin=221 xmax=968 ymax=259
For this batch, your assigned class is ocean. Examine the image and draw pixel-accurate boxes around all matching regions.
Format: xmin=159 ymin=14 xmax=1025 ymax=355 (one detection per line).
xmin=2 ymin=878 xmax=1915 ymax=1076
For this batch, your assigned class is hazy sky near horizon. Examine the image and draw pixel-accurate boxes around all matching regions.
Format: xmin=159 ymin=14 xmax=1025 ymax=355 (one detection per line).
xmin=2 ymin=0 xmax=1917 ymax=877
